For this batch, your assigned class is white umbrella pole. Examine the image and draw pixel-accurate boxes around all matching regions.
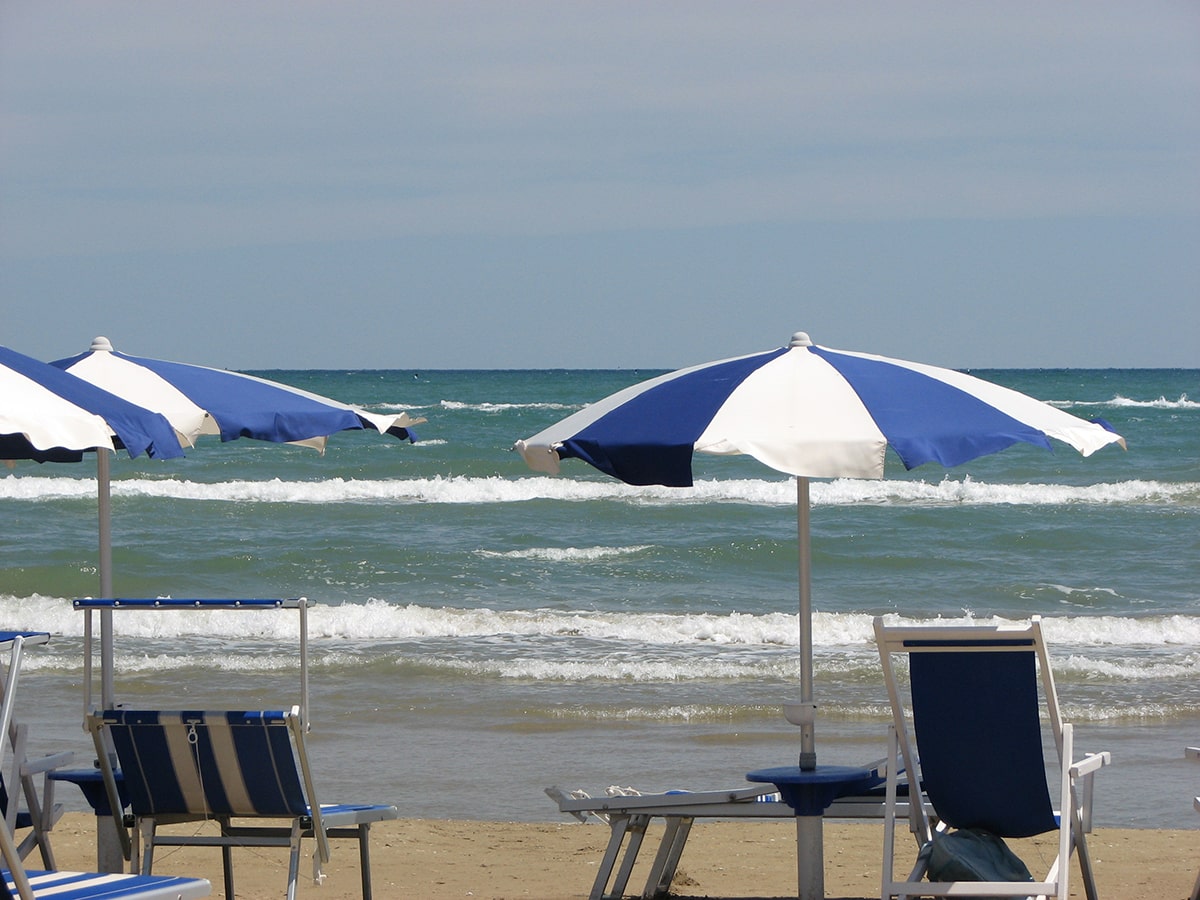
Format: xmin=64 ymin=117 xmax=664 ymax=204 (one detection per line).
xmin=794 ymin=476 xmax=823 ymax=900
xmin=96 ymin=451 xmax=115 ymax=710
xmin=796 ymin=475 xmax=816 ymax=770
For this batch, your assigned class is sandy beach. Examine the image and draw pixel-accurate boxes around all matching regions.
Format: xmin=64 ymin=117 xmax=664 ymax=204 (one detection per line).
xmin=35 ymin=813 xmax=1200 ymax=899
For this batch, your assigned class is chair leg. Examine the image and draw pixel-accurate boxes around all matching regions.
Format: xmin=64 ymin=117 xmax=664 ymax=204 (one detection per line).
xmin=357 ymin=823 xmax=372 ymax=900
xmin=27 ymin=774 xmax=56 ymax=870
xmin=608 ymin=814 xmax=650 ymax=900
xmin=287 ymin=818 xmax=303 ymax=900
xmin=215 ymin=816 xmax=235 ymax=900
xmin=221 ymin=844 xmax=235 ymax=900
xmin=137 ymin=818 xmax=153 ymax=876
xmin=642 ymin=816 xmax=692 ymax=899
xmin=590 ymin=814 xmax=643 ymax=900
xmin=1072 ymin=812 xmax=1100 ymax=900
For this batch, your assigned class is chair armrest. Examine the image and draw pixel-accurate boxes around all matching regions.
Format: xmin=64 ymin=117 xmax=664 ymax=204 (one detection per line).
xmin=1070 ymin=751 xmax=1110 ymax=779
xmin=20 ymin=751 xmax=76 ymax=776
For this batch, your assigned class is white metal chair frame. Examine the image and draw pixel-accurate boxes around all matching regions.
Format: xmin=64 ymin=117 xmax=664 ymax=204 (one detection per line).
xmin=874 ymin=616 xmax=1109 ymax=900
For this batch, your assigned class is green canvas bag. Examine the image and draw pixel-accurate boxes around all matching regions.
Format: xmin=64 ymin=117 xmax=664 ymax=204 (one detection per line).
xmin=920 ymin=827 xmax=1034 ymax=897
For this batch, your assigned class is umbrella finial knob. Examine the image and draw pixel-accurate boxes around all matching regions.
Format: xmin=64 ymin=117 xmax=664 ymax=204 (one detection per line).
xmin=91 ymin=336 xmax=114 ymax=352
xmin=789 ymin=332 xmax=812 ymax=348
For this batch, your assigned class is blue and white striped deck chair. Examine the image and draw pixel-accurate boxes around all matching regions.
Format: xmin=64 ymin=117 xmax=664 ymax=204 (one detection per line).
xmin=86 ymin=707 xmax=397 ymax=900
xmin=874 ymin=617 xmax=1110 ymax=900
xmin=0 ymin=632 xmax=210 ymax=900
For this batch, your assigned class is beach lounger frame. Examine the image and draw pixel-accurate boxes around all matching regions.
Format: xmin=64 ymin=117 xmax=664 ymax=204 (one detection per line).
xmin=0 ymin=632 xmax=211 ymax=900
xmin=87 ymin=706 xmax=397 ymax=900
xmin=874 ymin=616 xmax=1109 ymax=900
xmin=547 ymin=762 xmax=921 ymax=900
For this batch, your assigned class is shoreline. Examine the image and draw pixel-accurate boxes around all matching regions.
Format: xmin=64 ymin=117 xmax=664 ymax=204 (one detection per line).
xmin=36 ymin=814 xmax=1200 ymax=899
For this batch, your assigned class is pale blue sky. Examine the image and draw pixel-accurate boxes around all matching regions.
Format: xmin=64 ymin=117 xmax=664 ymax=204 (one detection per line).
xmin=2 ymin=2 xmax=1197 ymax=370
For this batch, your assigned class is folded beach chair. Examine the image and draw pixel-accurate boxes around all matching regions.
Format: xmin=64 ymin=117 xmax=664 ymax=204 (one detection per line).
xmin=874 ymin=616 xmax=1110 ymax=900
xmin=0 ymin=724 xmax=74 ymax=869
xmin=87 ymin=707 xmax=396 ymax=900
xmin=547 ymin=758 xmax=922 ymax=900
xmin=0 ymin=635 xmax=74 ymax=869
xmin=0 ymin=632 xmax=211 ymax=899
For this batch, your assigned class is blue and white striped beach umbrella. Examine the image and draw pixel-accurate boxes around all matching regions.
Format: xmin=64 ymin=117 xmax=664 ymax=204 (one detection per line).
xmin=53 ymin=336 xmax=423 ymax=452
xmin=49 ymin=337 xmax=427 ymax=710
xmin=517 ymin=331 xmax=1124 ymax=486
xmin=517 ymin=332 xmax=1126 ymax=769
xmin=1 ymin=344 xmax=182 ymax=465
xmin=2 ymin=343 xmax=187 ymax=736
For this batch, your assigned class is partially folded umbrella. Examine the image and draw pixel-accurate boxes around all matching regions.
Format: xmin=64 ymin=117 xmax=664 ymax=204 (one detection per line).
xmin=49 ymin=336 xmax=427 ymax=708
xmin=54 ymin=336 xmax=421 ymax=451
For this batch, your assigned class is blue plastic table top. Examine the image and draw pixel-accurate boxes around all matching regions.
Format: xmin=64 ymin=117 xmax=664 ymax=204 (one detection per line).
xmin=746 ymin=764 xmax=873 ymax=817
xmin=49 ymin=768 xmax=128 ymax=816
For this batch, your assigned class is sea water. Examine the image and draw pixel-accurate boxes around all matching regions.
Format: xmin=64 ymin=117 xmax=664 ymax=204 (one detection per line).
xmin=1 ymin=368 xmax=1197 ymax=827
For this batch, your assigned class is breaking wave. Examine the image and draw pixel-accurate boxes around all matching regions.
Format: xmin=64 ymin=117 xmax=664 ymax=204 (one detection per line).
xmin=3 ymin=474 xmax=1195 ymax=507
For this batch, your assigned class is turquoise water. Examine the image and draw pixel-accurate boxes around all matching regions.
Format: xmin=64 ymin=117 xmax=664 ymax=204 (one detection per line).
xmin=1 ymin=368 xmax=1197 ymax=827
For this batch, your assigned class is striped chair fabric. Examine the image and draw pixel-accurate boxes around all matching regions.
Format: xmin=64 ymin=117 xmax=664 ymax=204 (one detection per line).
xmin=88 ymin=707 xmax=396 ymax=900
xmin=2 ymin=869 xmax=210 ymax=900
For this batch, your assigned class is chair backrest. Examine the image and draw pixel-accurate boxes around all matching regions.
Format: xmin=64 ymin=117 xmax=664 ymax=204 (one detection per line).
xmin=875 ymin=619 xmax=1061 ymax=839
xmin=92 ymin=709 xmax=308 ymax=818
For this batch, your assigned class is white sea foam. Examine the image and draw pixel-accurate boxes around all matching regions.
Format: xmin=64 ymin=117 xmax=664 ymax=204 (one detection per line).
xmin=423 ymin=655 xmax=760 ymax=682
xmin=439 ymin=400 xmax=578 ymax=412
xmin=4 ymin=473 xmax=1196 ymax=507
xmin=475 ymin=546 xmax=653 ymax=562
xmin=1056 ymin=652 xmax=1200 ymax=681
xmin=1057 ymin=394 xmax=1197 ymax=411
xmin=9 ymin=595 xmax=1200 ymax=653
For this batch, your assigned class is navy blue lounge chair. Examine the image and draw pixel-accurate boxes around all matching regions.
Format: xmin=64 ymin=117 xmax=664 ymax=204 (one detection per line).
xmin=87 ymin=707 xmax=396 ymax=900
xmin=874 ymin=617 xmax=1109 ymax=900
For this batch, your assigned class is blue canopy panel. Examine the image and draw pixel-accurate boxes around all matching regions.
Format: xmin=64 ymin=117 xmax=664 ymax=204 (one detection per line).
xmin=117 ymin=353 xmax=364 ymax=444
xmin=556 ymin=348 xmax=786 ymax=486
xmin=0 ymin=346 xmax=182 ymax=462
xmin=811 ymin=346 xmax=1054 ymax=470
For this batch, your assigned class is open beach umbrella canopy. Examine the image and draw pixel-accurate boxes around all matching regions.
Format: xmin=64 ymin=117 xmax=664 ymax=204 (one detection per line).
xmin=47 ymin=336 xmax=427 ymax=707
xmin=53 ymin=336 xmax=422 ymax=451
xmin=516 ymin=331 xmax=1127 ymax=769
xmin=2 ymin=343 xmax=187 ymax=713
xmin=1 ymin=343 xmax=183 ymax=465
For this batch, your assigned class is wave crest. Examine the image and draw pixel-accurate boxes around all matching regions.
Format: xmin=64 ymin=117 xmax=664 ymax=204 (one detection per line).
xmin=3 ymin=474 xmax=1195 ymax=507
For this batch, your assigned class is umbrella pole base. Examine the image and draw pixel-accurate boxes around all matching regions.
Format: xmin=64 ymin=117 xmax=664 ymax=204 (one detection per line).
xmin=796 ymin=815 xmax=823 ymax=900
